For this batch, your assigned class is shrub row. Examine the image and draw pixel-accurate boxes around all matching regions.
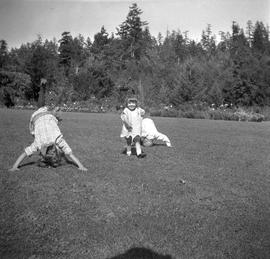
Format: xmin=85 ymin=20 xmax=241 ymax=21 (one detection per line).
xmin=8 ymin=100 xmax=267 ymax=122
xmin=150 ymin=107 xmax=265 ymax=122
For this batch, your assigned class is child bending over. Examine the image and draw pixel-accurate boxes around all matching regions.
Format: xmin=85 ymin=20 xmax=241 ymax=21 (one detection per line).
xmin=141 ymin=118 xmax=172 ymax=147
xmin=9 ymin=106 xmax=87 ymax=171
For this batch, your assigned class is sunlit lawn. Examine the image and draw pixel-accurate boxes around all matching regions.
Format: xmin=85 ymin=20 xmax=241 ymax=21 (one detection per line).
xmin=1 ymin=108 xmax=270 ymax=258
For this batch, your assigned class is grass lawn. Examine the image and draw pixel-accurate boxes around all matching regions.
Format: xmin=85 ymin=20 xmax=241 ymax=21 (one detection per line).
xmin=0 ymin=108 xmax=270 ymax=259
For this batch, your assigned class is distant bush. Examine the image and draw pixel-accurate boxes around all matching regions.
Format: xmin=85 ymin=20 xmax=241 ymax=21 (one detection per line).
xmin=206 ymin=107 xmax=264 ymax=122
xmin=149 ymin=109 xmax=161 ymax=117
xmin=9 ymin=99 xmax=267 ymax=122
xmin=208 ymin=109 xmax=237 ymax=121
xmin=247 ymin=106 xmax=270 ymax=121
xmin=179 ymin=110 xmax=207 ymax=119
xmin=0 ymin=71 xmax=31 ymax=107
xmin=160 ymin=108 xmax=179 ymax=117
xmin=233 ymin=108 xmax=264 ymax=122
xmin=148 ymin=103 xmax=265 ymax=122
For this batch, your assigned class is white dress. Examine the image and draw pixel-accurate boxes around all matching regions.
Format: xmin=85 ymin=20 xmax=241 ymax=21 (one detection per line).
xmin=141 ymin=118 xmax=171 ymax=146
xmin=120 ymin=107 xmax=145 ymax=139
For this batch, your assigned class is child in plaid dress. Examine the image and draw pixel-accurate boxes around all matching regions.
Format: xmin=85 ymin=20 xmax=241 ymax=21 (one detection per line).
xmin=9 ymin=106 xmax=87 ymax=171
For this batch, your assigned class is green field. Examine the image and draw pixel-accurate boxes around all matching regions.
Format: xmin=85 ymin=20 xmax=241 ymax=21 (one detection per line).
xmin=1 ymin=108 xmax=270 ymax=258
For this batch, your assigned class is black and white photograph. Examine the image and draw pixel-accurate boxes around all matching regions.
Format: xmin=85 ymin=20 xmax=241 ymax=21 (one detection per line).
xmin=0 ymin=0 xmax=270 ymax=258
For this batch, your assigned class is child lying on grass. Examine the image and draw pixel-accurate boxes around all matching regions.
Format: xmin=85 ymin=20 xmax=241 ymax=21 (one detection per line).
xmin=9 ymin=106 xmax=87 ymax=172
xmin=141 ymin=117 xmax=172 ymax=147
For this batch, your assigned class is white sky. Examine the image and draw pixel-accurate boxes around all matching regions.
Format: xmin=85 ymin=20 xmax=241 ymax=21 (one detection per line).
xmin=0 ymin=0 xmax=269 ymax=49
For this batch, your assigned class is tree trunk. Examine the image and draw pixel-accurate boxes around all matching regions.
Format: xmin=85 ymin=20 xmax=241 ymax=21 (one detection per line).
xmin=138 ymin=78 xmax=144 ymax=105
xmin=37 ymin=78 xmax=47 ymax=107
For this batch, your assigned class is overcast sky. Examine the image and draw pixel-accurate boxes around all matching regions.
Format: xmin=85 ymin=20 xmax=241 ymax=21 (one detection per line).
xmin=0 ymin=0 xmax=269 ymax=49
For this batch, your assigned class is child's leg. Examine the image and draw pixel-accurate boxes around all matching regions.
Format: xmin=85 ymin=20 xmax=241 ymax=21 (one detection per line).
xmin=125 ymin=136 xmax=132 ymax=156
xmin=133 ymin=135 xmax=142 ymax=156
xmin=56 ymin=136 xmax=87 ymax=171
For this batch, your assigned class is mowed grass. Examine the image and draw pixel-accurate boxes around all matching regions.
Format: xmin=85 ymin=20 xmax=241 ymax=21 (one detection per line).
xmin=1 ymin=108 xmax=270 ymax=259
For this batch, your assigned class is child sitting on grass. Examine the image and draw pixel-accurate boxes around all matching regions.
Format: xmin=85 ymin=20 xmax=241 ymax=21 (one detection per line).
xmin=120 ymin=97 xmax=146 ymax=158
xmin=9 ymin=106 xmax=87 ymax=171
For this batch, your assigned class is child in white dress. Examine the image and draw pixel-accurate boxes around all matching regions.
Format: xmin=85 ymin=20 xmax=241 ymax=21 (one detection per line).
xmin=120 ymin=97 xmax=146 ymax=158
xmin=141 ymin=118 xmax=172 ymax=147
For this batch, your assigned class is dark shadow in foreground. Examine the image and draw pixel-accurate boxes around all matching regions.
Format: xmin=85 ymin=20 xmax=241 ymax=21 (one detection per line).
xmin=121 ymin=142 xmax=167 ymax=155
xmin=151 ymin=143 xmax=167 ymax=146
xmin=18 ymin=161 xmax=36 ymax=168
xmin=107 ymin=247 xmax=173 ymax=259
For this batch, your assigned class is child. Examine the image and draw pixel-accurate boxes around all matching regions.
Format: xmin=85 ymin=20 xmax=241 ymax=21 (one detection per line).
xmin=120 ymin=97 xmax=146 ymax=158
xmin=141 ymin=117 xmax=172 ymax=147
xmin=9 ymin=106 xmax=87 ymax=171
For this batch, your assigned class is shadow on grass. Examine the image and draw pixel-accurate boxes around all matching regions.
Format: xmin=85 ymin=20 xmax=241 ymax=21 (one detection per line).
xmin=18 ymin=161 xmax=36 ymax=168
xmin=151 ymin=143 xmax=167 ymax=146
xmin=107 ymin=247 xmax=173 ymax=259
xmin=18 ymin=156 xmax=77 ymax=169
xmin=121 ymin=143 xmax=166 ymax=155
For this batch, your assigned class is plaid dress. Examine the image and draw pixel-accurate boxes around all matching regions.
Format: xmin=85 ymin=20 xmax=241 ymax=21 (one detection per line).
xmin=25 ymin=107 xmax=72 ymax=156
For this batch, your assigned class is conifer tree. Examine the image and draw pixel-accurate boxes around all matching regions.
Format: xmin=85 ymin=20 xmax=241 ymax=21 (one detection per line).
xmin=0 ymin=40 xmax=8 ymax=69
xmin=252 ymin=21 xmax=270 ymax=54
xmin=116 ymin=3 xmax=148 ymax=60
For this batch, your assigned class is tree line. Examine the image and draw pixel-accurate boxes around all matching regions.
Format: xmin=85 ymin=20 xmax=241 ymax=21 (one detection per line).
xmin=0 ymin=3 xmax=270 ymax=109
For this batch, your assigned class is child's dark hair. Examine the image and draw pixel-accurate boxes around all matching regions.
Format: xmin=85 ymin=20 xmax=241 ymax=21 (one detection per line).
xmin=125 ymin=95 xmax=139 ymax=106
xmin=39 ymin=144 xmax=62 ymax=168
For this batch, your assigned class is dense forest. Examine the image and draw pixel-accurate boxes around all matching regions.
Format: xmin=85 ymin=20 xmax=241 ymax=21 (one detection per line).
xmin=1 ymin=3 xmax=270 ymax=115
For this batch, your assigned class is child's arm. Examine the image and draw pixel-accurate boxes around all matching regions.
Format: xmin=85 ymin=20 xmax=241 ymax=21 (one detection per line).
xmin=29 ymin=120 xmax=34 ymax=135
xmin=66 ymin=153 xmax=88 ymax=171
xmin=51 ymin=106 xmax=63 ymax=122
xmin=139 ymin=107 xmax=145 ymax=117
xmin=120 ymin=111 xmax=132 ymax=131
xmin=123 ymin=121 xmax=132 ymax=131
xmin=9 ymin=152 xmax=27 ymax=171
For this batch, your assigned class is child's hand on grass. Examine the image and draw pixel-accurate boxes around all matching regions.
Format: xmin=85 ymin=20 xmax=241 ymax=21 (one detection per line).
xmin=78 ymin=166 xmax=88 ymax=171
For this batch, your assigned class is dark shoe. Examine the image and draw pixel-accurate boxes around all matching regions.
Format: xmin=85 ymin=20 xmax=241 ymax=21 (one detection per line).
xmin=137 ymin=153 xmax=146 ymax=158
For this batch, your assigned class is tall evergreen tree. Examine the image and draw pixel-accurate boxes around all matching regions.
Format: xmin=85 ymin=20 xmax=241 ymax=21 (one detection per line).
xmin=0 ymin=40 xmax=9 ymax=69
xmin=58 ymin=32 xmax=74 ymax=75
xmin=201 ymin=24 xmax=216 ymax=55
xmin=246 ymin=20 xmax=254 ymax=47
xmin=20 ymin=37 xmax=59 ymax=102
xmin=92 ymin=26 xmax=110 ymax=55
xmin=116 ymin=3 xmax=148 ymax=60
xmin=252 ymin=21 xmax=270 ymax=54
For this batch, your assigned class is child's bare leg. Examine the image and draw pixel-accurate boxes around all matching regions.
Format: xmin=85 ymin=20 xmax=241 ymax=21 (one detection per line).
xmin=67 ymin=153 xmax=87 ymax=171
xmin=135 ymin=142 xmax=142 ymax=155
xmin=9 ymin=152 xmax=27 ymax=171
xmin=134 ymin=136 xmax=142 ymax=156
xmin=126 ymin=146 xmax=131 ymax=156
xmin=134 ymin=135 xmax=146 ymax=158
xmin=126 ymin=136 xmax=132 ymax=156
